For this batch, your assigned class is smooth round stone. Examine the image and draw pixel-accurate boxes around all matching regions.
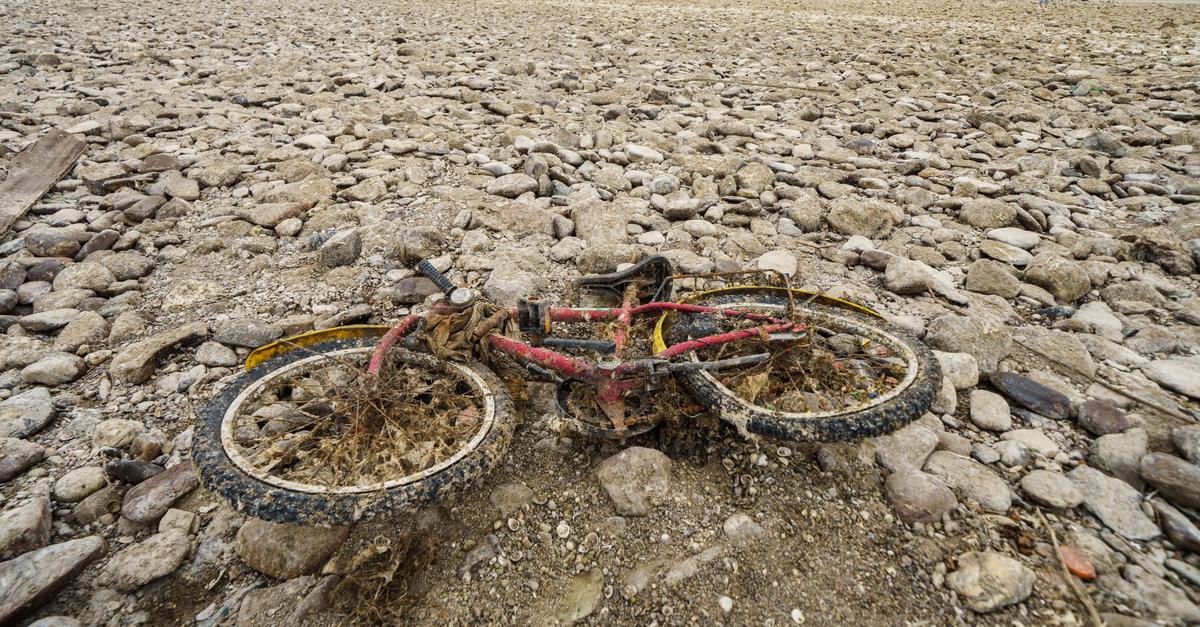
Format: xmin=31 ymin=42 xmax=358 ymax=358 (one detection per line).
xmin=53 ymin=466 xmax=108 ymax=503
xmin=986 ymin=227 xmax=1041 ymax=250
xmin=1020 ymin=469 xmax=1083 ymax=509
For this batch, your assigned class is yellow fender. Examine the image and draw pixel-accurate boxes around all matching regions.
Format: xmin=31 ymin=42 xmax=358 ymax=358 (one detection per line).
xmin=650 ymin=286 xmax=882 ymax=354
xmin=244 ymin=324 xmax=392 ymax=371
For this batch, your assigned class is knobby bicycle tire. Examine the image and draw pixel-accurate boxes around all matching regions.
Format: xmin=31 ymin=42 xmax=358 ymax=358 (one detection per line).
xmin=667 ymin=292 xmax=941 ymax=442
xmin=192 ymin=337 xmax=515 ymax=525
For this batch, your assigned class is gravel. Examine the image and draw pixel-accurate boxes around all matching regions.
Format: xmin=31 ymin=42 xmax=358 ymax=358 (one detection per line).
xmin=1 ymin=0 xmax=1199 ymax=622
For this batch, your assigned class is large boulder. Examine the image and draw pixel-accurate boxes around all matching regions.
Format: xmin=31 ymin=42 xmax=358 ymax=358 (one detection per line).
xmin=1020 ymin=470 xmax=1083 ymax=509
xmin=964 ymin=259 xmax=1020 ymax=299
xmin=0 ymin=438 xmax=46 ymax=482
xmin=571 ymin=198 xmax=631 ymax=246
xmin=958 ymin=199 xmax=1017 ymax=229
xmin=946 ymin=551 xmax=1035 ymax=613
xmin=884 ymin=469 xmax=956 ymax=524
xmin=1023 ymin=254 xmax=1090 ymax=304
xmin=0 ymin=388 xmax=55 ymax=439
xmin=1140 ymin=453 xmax=1200 ymax=510
xmin=1091 ymin=428 xmax=1148 ymax=490
xmin=925 ymin=315 xmax=1012 ymax=373
xmin=988 ymin=371 xmax=1070 ymax=420
xmin=120 ymin=462 xmax=199 ymax=524
xmin=1142 ymin=357 xmax=1200 ymax=400
xmin=874 ymin=423 xmax=939 ymax=473
xmin=483 ymin=265 xmax=545 ymax=306
xmin=0 ymin=536 xmax=107 ymax=623
xmin=235 ymin=519 xmax=350 ymax=580
xmin=825 ymin=197 xmax=900 ymax=238
xmin=109 ymin=322 xmax=208 ymax=383
xmin=101 ymin=529 xmax=191 ymax=591
xmin=594 ymin=447 xmax=671 ymax=516
xmin=213 ymin=319 xmax=283 ymax=348
xmin=924 ymin=451 xmax=1012 ymax=513
xmin=1130 ymin=226 xmax=1196 ymax=276
xmin=0 ymin=497 xmax=51 ymax=559
xmin=1069 ymin=465 xmax=1159 ymax=541
xmin=51 ymin=262 xmax=115 ymax=293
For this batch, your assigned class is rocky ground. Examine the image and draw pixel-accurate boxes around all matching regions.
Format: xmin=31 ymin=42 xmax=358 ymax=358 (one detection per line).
xmin=2 ymin=0 xmax=1200 ymax=624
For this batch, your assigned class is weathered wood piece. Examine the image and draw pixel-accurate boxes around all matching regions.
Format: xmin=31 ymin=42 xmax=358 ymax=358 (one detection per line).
xmin=0 ymin=128 xmax=87 ymax=235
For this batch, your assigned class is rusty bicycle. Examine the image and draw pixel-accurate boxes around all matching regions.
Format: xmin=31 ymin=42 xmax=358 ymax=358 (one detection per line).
xmin=193 ymin=257 xmax=940 ymax=523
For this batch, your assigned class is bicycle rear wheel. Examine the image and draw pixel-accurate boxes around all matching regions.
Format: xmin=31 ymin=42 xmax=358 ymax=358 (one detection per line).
xmin=664 ymin=290 xmax=940 ymax=442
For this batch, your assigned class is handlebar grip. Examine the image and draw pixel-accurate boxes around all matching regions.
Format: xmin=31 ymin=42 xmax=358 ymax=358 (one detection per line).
xmin=416 ymin=260 xmax=455 ymax=296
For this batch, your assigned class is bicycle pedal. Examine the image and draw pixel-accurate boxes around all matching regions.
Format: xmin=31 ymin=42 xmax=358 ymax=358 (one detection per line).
xmin=517 ymin=298 xmax=552 ymax=339
xmin=522 ymin=362 xmax=560 ymax=383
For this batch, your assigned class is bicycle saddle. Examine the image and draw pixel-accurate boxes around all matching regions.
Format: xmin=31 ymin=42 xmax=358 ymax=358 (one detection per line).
xmin=576 ymin=255 xmax=674 ymax=302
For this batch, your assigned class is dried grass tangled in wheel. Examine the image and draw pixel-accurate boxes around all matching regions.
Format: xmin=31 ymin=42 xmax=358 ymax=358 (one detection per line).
xmin=232 ymin=352 xmax=485 ymax=489
xmin=689 ymin=309 xmax=907 ymax=413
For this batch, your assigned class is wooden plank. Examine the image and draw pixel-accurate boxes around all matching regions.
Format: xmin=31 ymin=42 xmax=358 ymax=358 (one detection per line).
xmin=0 ymin=128 xmax=87 ymax=235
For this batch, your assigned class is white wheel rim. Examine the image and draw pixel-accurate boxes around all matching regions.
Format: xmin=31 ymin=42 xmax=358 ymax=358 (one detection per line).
xmin=690 ymin=302 xmax=922 ymax=419
xmin=220 ymin=346 xmax=496 ymax=495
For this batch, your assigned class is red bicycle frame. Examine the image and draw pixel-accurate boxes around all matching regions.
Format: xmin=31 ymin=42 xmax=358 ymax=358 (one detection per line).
xmin=367 ymin=283 xmax=801 ymax=433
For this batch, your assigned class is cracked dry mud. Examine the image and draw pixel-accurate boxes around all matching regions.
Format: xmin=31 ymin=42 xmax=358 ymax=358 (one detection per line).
xmin=2 ymin=0 xmax=1200 ymax=624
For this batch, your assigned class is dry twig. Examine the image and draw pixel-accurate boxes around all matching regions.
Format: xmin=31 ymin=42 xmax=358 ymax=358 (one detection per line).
xmin=1035 ymin=510 xmax=1103 ymax=627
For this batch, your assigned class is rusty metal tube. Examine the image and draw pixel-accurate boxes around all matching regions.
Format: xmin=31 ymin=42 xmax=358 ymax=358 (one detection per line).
xmin=366 ymin=315 xmax=422 ymax=375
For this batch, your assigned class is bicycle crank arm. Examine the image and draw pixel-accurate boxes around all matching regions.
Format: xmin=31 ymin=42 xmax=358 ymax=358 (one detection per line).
xmin=538 ymin=338 xmax=616 ymax=354
xmin=613 ymin=353 xmax=771 ymax=377
xmin=668 ymin=353 xmax=770 ymax=372
xmin=521 ymin=362 xmax=562 ymax=383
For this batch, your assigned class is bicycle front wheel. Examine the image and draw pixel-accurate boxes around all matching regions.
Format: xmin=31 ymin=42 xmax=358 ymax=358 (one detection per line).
xmin=193 ymin=337 xmax=515 ymax=524
xmin=664 ymin=290 xmax=940 ymax=442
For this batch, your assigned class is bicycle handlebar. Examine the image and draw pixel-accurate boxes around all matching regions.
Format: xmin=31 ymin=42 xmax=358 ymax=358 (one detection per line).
xmin=417 ymin=259 xmax=455 ymax=296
